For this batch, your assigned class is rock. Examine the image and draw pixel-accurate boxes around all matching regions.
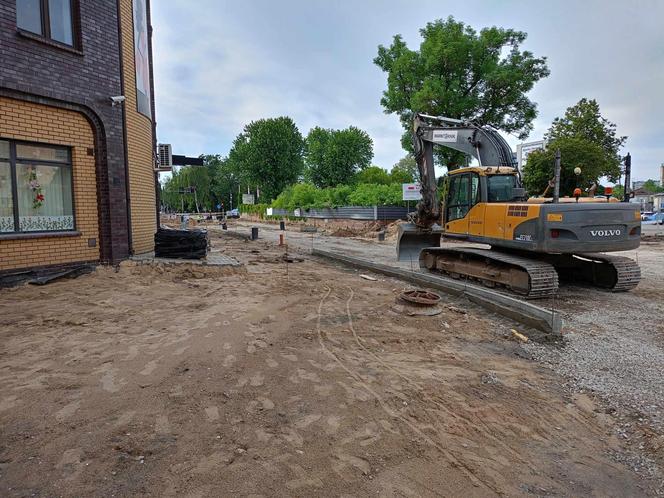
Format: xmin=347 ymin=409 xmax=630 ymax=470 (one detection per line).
xmin=481 ymin=371 xmax=500 ymax=385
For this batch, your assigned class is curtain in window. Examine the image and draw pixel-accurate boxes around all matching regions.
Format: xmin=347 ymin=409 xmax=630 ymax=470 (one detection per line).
xmin=0 ymin=162 xmax=13 ymax=232
xmin=17 ymin=164 xmax=73 ymax=231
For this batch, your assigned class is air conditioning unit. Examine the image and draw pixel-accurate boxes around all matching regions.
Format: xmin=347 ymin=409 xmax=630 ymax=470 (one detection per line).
xmin=158 ymin=143 xmax=172 ymax=168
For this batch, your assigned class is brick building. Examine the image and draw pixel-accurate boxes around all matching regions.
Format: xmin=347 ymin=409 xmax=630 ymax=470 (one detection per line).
xmin=0 ymin=0 xmax=158 ymax=273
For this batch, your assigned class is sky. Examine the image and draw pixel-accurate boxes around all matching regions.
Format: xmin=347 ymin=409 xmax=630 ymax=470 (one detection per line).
xmin=151 ymin=0 xmax=664 ymax=183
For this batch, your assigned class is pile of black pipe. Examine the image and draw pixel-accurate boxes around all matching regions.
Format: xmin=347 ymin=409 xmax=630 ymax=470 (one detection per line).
xmin=154 ymin=227 xmax=208 ymax=259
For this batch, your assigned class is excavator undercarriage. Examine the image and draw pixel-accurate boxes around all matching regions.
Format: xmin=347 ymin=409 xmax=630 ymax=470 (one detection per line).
xmin=418 ymin=247 xmax=640 ymax=299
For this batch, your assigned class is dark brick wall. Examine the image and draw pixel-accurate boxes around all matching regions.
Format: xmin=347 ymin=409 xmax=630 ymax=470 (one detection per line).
xmin=0 ymin=0 xmax=129 ymax=262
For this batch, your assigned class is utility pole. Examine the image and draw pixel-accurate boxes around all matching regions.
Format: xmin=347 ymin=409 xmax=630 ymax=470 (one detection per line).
xmin=553 ymin=149 xmax=561 ymax=203
xmin=623 ymin=153 xmax=631 ymax=203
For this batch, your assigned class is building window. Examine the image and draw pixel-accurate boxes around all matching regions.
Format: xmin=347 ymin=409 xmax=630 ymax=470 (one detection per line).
xmin=16 ymin=0 xmax=76 ymax=47
xmin=0 ymin=139 xmax=75 ymax=234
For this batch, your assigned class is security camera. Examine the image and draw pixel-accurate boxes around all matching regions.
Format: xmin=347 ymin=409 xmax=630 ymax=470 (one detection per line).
xmin=110 ymin=96 xmax=126 ymax=106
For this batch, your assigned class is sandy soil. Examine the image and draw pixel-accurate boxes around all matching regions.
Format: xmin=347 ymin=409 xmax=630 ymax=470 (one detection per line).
xmin=0 ymin=232 xmax=658 ymax=496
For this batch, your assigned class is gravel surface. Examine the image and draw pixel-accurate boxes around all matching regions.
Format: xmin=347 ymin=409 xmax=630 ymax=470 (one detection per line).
xmin=524 ymin=240 xmax=664 ymax=424
xmin=526 ymin=241 xmax=664 ymax=493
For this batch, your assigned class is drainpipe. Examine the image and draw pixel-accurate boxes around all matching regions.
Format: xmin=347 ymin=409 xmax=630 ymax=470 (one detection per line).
xmin=146 ymin=0 xmax=160 ymax=227
xmin=116 ymin=0 xmax=133 ymax=255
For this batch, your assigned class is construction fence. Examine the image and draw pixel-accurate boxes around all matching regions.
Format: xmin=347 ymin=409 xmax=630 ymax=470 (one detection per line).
xmin=267 ymin=206 xmax=416 ymax=221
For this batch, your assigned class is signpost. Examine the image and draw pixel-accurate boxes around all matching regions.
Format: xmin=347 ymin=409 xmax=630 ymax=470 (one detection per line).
xmin=516 ymin=140 xmax=547 ymax=169
xmin=242 ymin=194 xmax=255 ymax=205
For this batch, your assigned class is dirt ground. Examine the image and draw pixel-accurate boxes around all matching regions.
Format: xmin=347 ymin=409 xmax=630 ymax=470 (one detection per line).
xmin=0 ymin=231 xmax=659 ymax=496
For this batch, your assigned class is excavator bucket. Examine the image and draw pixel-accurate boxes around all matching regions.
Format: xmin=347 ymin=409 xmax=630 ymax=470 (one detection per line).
xmin=396 ymin=223 xmax=443 ymax=262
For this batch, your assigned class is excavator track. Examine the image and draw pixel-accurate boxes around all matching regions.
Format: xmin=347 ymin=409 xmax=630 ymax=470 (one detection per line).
xmin=568 ymin=253 xmax=641 ymax=292
xmin=419 ymin=247 xmax=559 ymax=299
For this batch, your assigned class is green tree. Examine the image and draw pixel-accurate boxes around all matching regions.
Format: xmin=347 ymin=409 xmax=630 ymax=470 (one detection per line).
xmin=374 ymin=16 xmax=549 ymax=168
xmin=611 ymin=184 xmax=625 ymax=199
xmin=546 ymin=98 xmax=626 ymax=169
xmin=160 ymin=166 xmax=212 ymax=212
xmin=390 ymin=155 xmax=417 ymax=183
xmin=523 ymin=137 xmax=618 ymax=196
xmin=523 ymin=98 xmax=626 ymax=196
xmin=208 ymin=155 xmax=243 ymax=210
xmin=304 ymin=126 xmax=373 ymax=188
xmin=356 ymin=166 xmax=392 ymax=185
xmin=641 ymin=179 xmax=664 ymax=193
xmin=227 ymin=117 xmax=305 ymax=201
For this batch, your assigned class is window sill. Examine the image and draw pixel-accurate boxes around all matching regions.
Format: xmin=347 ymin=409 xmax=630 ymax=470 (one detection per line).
xmin=0 ymin=230 xmax=81 ymax=241
xmin=17 ymin=29 xmax=83 ymax=56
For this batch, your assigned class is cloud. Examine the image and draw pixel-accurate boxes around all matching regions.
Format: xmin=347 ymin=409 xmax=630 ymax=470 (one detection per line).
xmin=151 ymin=0 xmax=664 ymax=181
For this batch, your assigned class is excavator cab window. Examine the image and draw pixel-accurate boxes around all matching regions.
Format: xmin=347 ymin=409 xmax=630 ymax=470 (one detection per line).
xmin=487 ymin=175 xmax=517 ymax=202
xmin=471 ymin=174 xmax=480 ymax=205
xmin=446 ymin=173 xmax=471 ymax=221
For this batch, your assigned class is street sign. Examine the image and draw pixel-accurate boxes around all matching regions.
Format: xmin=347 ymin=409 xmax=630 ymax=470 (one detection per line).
xmin=242 ymin=194 xmax=255 ymax=205
xmin=402 ymin=183 xmax=422 ymax=201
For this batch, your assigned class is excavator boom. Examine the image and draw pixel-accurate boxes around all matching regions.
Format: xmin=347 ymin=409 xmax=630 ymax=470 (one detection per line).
xmin=397 ymin=114 xmax=516 ymax=261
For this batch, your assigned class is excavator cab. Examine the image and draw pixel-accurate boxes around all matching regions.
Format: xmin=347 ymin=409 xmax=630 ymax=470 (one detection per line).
xmin=396 ymin=168 xmax=522 ymax=261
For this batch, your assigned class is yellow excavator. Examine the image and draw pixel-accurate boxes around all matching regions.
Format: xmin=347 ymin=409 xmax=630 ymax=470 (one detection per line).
xmin=396 ymin=114 xmax=641 ymax=298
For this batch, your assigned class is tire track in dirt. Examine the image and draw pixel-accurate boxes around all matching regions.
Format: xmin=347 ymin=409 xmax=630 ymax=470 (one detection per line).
xmin=316 ymin=285 xmax=496 ymax=494
xmin=342 ymin=285 xmax=541 ymax=479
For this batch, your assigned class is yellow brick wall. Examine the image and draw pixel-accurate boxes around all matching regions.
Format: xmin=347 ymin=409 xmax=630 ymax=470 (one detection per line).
xmin=0 ymin=97 xmax=100 ymax=272
xmin=119 ymin=0 xmax=157 ymax=255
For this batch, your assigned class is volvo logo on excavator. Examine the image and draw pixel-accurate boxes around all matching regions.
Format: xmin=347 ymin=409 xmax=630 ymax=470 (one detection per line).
xmin=590 ymin=229 xmax=622 ymax=237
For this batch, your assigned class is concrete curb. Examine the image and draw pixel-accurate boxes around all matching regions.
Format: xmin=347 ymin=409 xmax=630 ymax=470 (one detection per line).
xmin=312 ymin=249 xmax=562 ymax=336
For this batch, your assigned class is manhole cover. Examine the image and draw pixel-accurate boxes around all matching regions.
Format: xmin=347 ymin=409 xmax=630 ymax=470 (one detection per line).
xmin=399 ymin=289 xmax=441 ymax=306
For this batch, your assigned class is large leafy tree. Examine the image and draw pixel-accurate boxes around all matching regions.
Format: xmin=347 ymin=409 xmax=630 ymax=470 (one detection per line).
xmin=304 ymin=126 xmax=373 ymax=188
xmin=523 ymin=99 xmax=626 ymax=195
xmin=374 ymin=16 xmax=549 ymax=168
xmin=208 ymin=155 xmax=242 ymax=210
xmin=641 ymin=179 xmax=664 ymax=194
xmin=356 ymin=166 xmax=392 ymax=185
xmin=523 ymin=138 xmax=616 ymax=196
xmin=160 ymin=165 xmax=213 ymax=212
xmin=227 ymin=117 xmax=305 ymax=201
xmin=546 ymin=98 xmax=626 ymax=168
xmin=391 ymin=155 xmax=418 ymax=183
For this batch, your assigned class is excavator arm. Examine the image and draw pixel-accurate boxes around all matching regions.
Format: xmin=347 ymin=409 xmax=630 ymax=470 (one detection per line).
xmin=411 ymin=113 xmax=516 ymax=229
xmin=397 ymin=114 xmax=516 ymax=261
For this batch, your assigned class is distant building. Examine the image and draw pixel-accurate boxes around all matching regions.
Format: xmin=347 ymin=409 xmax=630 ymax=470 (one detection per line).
xmin=661 ymin=163 xmax=664 ymax=188
xmin=630 ymin=188 xmax=654 ymax=211
xmin=653 ymin=193 xmax=664 ymax=213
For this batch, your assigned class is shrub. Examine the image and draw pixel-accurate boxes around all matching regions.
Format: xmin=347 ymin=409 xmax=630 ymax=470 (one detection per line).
xmin=272 ymin=183 xmax=407 ymax=210
xmin=239 ymin=203 xmax=269 ymax=218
